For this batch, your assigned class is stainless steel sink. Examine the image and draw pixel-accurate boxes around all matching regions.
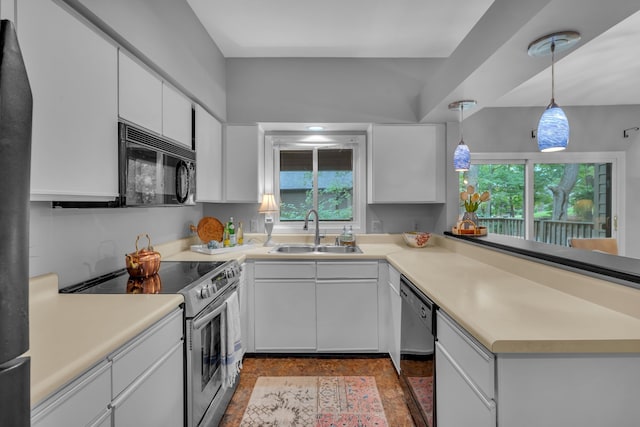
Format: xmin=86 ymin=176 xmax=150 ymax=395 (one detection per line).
xmin=270 ymin=244 xmax=317 ymax=253
xmin=314 ymin=245 xmax=362 ymax=254
xmin=270 ymin=244 xmax=362 ymax=254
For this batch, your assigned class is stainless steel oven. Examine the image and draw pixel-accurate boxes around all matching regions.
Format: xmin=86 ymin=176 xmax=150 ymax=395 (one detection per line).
xmin=400 ymin=275 xmax=437 ymax=427
xmin=186 ymin=281 xmax=238 ymax=427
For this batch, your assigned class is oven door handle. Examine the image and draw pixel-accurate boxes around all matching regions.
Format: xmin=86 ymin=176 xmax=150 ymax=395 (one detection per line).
xmin=192 ymin=298 xmax=228 ymax=330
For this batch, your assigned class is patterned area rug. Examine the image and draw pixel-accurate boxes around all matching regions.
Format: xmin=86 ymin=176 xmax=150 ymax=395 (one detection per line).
xmin=239 ymin=376 xmax=389 ymax=427
xmin=407 ymin=376 xmax=434 ymax=427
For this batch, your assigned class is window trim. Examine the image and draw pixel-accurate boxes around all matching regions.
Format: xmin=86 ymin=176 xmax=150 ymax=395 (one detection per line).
xmin=469 ymin=151 xmax=626 ymax=254
xmin=265 ymin=134 xmax=367 ymax=234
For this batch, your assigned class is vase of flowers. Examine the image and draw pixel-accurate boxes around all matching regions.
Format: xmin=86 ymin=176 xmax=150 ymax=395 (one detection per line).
xmin=460 ymin=185 xmax=490 ymax=228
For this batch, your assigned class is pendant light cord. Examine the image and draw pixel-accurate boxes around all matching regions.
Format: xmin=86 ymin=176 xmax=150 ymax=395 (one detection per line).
xmin=550 ymin=41 xmax=556 ymax=103
xmin=459 ymin=105 xmax=464 ymax=142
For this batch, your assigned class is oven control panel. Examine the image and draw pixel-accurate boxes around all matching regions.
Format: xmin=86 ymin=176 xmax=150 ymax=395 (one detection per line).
xmin=183 ymin=261 xmax=242 ymax=316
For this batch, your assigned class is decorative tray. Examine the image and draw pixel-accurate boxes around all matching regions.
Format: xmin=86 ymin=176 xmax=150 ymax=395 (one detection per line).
xmin=190 ymin=244 xmax=255 ymax=255
xmin=451 ymin=224 xmax=487 ymax=236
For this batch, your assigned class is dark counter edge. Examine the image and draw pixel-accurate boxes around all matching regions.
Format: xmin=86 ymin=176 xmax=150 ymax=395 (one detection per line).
xmin=444 ymin=232 xmax=640 ymax=290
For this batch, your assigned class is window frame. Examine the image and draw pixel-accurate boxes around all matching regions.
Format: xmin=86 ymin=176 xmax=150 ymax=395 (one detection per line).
xmin=469 ymin=151 xmax=625 ymax=253
xmin=265 ymin=133 xmax=367 ymax=234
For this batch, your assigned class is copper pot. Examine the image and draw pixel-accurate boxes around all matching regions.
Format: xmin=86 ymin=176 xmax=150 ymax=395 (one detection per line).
xmin=126 ymin=274 xmax=162 ymax=294
xmin=125 ymin=234 xmax=161 ymax=278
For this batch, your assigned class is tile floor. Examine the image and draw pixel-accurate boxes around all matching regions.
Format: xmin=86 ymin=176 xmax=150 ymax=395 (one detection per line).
xmin=220 ymin=356 xmax=415 ymax=426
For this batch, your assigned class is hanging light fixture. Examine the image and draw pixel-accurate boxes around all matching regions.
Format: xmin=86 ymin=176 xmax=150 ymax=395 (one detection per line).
xmin=449 ymin=100 xmax=477 ymax=172
xmin=528 ymin=31 xmax=581 ymax=152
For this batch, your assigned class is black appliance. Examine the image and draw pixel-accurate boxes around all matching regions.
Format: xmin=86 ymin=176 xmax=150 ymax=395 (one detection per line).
xmin=52 ymin=121 xmax=196 ymax=208
xmin=60 ymin=259 xmax=242 ymax=427
xmin=400 ymin=275 xmax=437 ymax=427
xmin=0 ymin=19 xmax=32 ymax=427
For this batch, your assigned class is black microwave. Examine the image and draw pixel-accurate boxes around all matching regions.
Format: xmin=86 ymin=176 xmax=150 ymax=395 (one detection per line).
xmin=118 ymin=121 xmax=196 ymax=207
xmin=51 ymin=122 xmax=196 ymax=208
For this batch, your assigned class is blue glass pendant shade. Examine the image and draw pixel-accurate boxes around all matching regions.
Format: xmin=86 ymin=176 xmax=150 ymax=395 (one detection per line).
xmin=453 ymin=140 xmax=470 ymax=171
xmin=537 ymin=101 xmax=569 ymax=152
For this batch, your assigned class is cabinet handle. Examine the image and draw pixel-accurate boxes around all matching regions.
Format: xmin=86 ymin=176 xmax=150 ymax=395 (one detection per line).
xmin=109 ymin=340 xmax=183 ymax=409
xmin=436 ymin=342 xmax=496 ymax=411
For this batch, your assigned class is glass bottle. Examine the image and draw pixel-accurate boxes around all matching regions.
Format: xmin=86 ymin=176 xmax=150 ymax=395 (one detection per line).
xmin=228 ymin=217 xmax=236 ymax=246
xmin=237 ymin=221 xmax=244 ymax=245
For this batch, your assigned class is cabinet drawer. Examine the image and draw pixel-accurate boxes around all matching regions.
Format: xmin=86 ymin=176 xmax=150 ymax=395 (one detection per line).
xmin=31 ymin=361 xmax=111 ymax=427
xmin=436 ymin=342 xmax=496 ymax=427
xmin=254 ymin=261 xmax=316 ymax=279
xmin=109 ymin=309 xmax=183 ymax=398
xmin=437 ymin=311 xmax=495 ymax=399
xmin=317 ymin=261 xmax=378 ymax=279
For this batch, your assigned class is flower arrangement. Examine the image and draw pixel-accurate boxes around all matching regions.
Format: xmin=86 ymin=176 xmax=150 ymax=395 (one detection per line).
xmin=460 ymin=185 xmax=490 ymax=212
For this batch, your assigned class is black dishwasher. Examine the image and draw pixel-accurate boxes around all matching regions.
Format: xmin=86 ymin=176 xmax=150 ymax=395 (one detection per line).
xmin=400 ymin=275 xmax=437 ymax=427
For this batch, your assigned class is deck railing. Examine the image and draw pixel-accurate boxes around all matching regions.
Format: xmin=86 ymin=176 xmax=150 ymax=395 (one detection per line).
xmin=478 ymin=217 xmax=595 ymax=246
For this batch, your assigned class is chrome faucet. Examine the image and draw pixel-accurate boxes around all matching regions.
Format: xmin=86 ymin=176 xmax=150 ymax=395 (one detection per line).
xmin=303 ymin=209 xmax=321 ymax=246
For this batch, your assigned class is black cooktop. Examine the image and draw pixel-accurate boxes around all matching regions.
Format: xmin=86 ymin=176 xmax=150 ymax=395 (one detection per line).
xmin=59 ymin=261 xmax=226 ymax=295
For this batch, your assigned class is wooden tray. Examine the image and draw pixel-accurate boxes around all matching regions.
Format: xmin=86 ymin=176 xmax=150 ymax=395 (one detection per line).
xmin=452 ymin=220 xmax=487 ymax=236
xmin=192 ymin=217 xmax=224 ymax=243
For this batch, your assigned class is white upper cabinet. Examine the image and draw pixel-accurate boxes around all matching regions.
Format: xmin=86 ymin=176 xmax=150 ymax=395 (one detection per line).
xmin=195 ymin=105 xmax=223 ymax=202
xmin=224 ymin=125 xmax=263 ymax=203
xmin=119 ymin=52 xmax=192 ymax=148
xmin=161 ymin=83 xmax=192 ymax=148
xmin=19 ymin=0 xmax=118 ymax=200
xmin=368 ymin=124 xmax=445 ymax=203
xmin=118 ymin=51 xmax=162 ymax=135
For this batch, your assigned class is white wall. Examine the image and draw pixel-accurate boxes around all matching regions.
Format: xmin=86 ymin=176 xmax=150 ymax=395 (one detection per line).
xmin=29 ymin=203 xmax=203 ymax=287
xmin=226 ymin=58 xmax=443 ymax=124
xmin=203 ymin=203 xmax=446 ymax=235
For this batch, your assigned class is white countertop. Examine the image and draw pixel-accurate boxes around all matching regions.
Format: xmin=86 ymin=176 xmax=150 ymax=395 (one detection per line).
xmin=29 ymin=233 xmax=640 ymax=406
xmin=166 ymin=233 xmax=640 ymax=353
xmin=27 ymin=273 xmax=183 ymax=406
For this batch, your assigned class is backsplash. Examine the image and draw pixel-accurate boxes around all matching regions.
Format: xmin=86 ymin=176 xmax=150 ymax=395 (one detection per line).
xmin=29 ymin=202 xmax=203 ymax=287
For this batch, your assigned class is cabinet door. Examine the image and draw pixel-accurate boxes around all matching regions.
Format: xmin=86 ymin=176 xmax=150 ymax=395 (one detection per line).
xmin=369 ymin=124 xmax=445 ymax=203
xmin=195 ymin=105 xmax=223 ymax=202
xmin=254 ymin=279 xmax=316 ymax=351
xmin=19 ymin=0 xmax=118 ymax=200
xmin=162 ymin=83 xmax=192 ymax=147
xmin=111 ymin=341 xmax=184 ymax=427
xmin=224 ymin=125 xmax=262 ymax=202
xmin=31 ymin=361 xmax=111 ymax=427
xmin=118 ymin=51 xmax=162 ymax=134
xmin=388 ymin=266 xmax=402 ymax=372
xmin=110 ymin=309 xmax=183 ymax=397
xmin=316 ymin=279 xmax=379 ymax=351
xmin=436 ymin=342 xmax=496 ymax=427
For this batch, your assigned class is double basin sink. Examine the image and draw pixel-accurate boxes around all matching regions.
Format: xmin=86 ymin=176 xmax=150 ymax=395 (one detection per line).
xmin=269 ymin=244 xmax=362 ymax=254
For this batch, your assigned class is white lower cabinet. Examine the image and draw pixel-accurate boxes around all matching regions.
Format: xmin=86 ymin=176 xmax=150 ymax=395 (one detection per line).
xmin=387 ymin=265 xmax=402 ymax=372
xmin=109 ymin=309 xmax=184 ymax=427
xmin=316 ymin=261 xmax=379 ymax=352
xmin=110 ymin=341 xmax=183 ymax=427
xmin=436 ymin=311 xmax=496 ymax=427
xmin=316 ymin=279 xmax=378 ymax=351
xmin=254 ymin=279 xmax=317 ymax=351
xmin=251 ymin=260 xmax=380 ymax=353
xmin=31 ymin=308 xmax=184 ymax=427
xmin=31 ymin=361 xmax=111 ymax=427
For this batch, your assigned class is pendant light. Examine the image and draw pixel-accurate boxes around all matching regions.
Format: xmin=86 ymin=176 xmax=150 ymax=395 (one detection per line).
xmin=528 ymin=31 xmax=581 ymax=152
xmin=449 ymin=100 xmax=477 ymax=172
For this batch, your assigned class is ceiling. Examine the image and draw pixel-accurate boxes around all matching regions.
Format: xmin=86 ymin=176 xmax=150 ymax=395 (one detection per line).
xmin=186 ymin=0 xmax=495 ymax=58
xmin=187 ymin=0 xmax=640 ymax=120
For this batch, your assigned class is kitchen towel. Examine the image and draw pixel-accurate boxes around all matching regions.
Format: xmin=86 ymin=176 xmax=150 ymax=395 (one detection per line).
xmin=223 ymin=291 xmax=243 ymax=388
